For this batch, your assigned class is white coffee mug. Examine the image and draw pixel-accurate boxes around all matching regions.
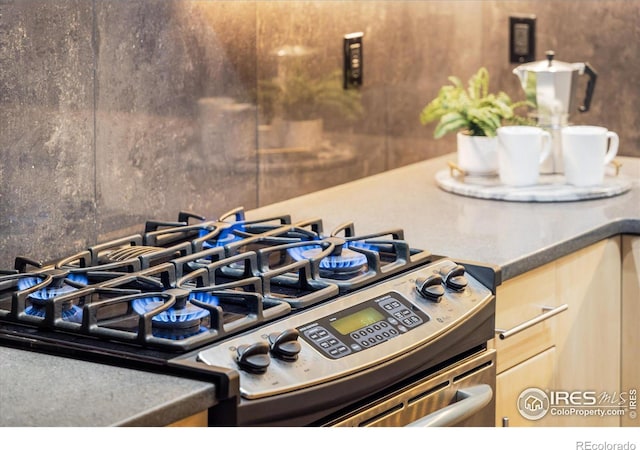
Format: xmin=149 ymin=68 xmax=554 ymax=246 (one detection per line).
xmin=497 ymin=126 xmax=552 ymax=186
xmin=561 ymin=126 xmax=619 ymax=186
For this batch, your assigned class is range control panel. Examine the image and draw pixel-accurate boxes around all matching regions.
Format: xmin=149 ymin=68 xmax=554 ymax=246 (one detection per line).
xmin=299 ymin=293 xmax=428 ymax=359
xmin=193 ymin=259 xmax=494 ymax=400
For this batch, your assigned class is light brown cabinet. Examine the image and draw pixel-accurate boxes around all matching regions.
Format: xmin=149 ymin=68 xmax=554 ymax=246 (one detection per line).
xmin=496 ymin=347 xmax=556 ymax=427
xmin=494 ymin=237 xmax=629 ymax=427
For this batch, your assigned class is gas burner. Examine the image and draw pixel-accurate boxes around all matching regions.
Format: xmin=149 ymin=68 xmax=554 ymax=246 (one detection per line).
xmin=15 ymin=275 xmax=50 ymax=292
xmin=142 ymin=208 xmax=251 ymax=252
xmin=0 ymin=273 xmax=49 ymax=318
xmin=132 ymin=296 xmax=206 ymax=329
xmin=24 ymin=301 xmax=82 ymax=322
xmin=131 ymin=294 xmax=219 ymax=340
xmin=133 ymin=291 xmax=220 ymax=326
xmin=198 ymin=227 xmax=244 ymax=250
xmin=22 ymin=270 xmax=87 ymax=322
xmin=22 ymin=271 xmax=88 ymax=297
xmin=255 ymin=223 xmax=434 ymax=297
xmin=287 ymin=238 xmax=375 ymax=279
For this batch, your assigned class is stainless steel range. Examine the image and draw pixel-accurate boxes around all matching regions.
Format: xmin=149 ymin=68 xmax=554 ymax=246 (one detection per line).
xmin=0 ymin=207 xmax=498 ymax=427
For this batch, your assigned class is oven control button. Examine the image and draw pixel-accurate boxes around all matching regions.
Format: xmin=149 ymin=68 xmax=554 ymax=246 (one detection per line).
xmin=415 ymin=274 xmax=445 ymax=301
xmin=236 ymin=342 xmax=271 ymax=374
xmin=442 ymin=264 xmax=468 ymax=291
xmin=268 ymin=329 xmax=301 ymax=361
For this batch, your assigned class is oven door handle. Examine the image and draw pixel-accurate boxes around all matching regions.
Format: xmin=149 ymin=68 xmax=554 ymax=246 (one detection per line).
xmin=405 ymin=384 xmax=493 ymax=427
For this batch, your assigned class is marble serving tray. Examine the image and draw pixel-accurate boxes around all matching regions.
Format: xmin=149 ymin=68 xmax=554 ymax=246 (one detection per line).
xmin=435 ymin=169 xmax=633 ymax=202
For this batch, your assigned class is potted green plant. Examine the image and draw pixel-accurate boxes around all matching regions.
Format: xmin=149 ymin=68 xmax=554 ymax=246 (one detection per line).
xmin=258 ymin=65 xmax=363 ymax=149
xmin=419 ymin=67 xmax=533 ymax=174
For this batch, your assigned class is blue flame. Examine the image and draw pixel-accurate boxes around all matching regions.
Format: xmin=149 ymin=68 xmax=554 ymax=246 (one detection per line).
xmin=287 ymin=245 xmax=318 ymax=262
xmin=24 ymin=304 xmax=83 ymax=323
xmin=199 ymin=228 xmax=241 ymax=249
xmin=29 ymin=284 xmax=78 ymax=300
xmin=319 ymin=252 xmax=366 ymax=270
xmin=17 ymin=273 xmax=87 ymax=299
xmin=288 ymin=240 xmax=375 ymax=270
xmin=18 ymin=274 xmax=85 ymax=322
xmin=188 ymin=291 xmax=220 ymax=307
xmin=131 ymin=296 xmax=210 ymax=324
xmin=17 ymin=276 xmax=44 ymax=291
xmin=67 ymin=273 xmax=89 ymax=286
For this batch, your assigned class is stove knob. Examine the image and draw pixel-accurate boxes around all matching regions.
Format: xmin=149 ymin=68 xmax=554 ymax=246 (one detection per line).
xmin=443 ymin=264 xmax=468 ymax=291
xmin=236 ymin=342 xmax=271 ymax=374
xmin=269 ymin=329 xmax=301 ymax=361
xmin=415 ymin=275 xmax=445 ymax=302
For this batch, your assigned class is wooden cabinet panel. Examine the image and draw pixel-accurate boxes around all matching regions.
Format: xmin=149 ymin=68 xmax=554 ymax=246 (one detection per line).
xmin=495 ymin=237 xmax=623 ymax=427
xmin=496 ymin=347 xmax=556 ymax=427
xmin=553 ymin=237 xmax=621 ymax=427
xmin=494 ymin=263 xmax=559 ymax=374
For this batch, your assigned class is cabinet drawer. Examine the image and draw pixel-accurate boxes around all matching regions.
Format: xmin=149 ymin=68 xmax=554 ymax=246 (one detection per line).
xmin=496 ymin=346 xmax=556 ymax=427
xmin=494 ymin=263 xmax=562 ymax=373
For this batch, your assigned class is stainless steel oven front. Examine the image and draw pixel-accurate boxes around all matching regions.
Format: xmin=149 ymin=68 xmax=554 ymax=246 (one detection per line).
xmin=177 ymin=258 xmax=497 ymax=427
xmin=325 ymin=349 xmax=495 ymax=427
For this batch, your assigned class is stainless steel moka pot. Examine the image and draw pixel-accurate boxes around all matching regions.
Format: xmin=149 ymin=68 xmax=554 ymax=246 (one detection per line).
xmin=513 ymin=51 xmax=597 ymax=173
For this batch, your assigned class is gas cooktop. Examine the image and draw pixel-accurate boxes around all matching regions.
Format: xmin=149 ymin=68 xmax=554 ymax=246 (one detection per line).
xmin=0 ymin=206 xmax=499 ymax=426
xmin=0 ymin=207 xmax=442 ymax=352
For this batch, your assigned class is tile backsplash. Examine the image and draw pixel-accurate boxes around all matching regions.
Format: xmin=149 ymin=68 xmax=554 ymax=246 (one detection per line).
xmin=1 ymin=0 xmax=638 ymax=268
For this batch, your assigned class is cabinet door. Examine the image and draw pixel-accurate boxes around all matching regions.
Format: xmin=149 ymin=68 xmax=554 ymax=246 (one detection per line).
xmin=554 ymin=237 xmax=621 ymax=427
xmin=496 ymin=347 xmax=556 ymax=427
xmin=495 ymin=237 xmax=623 ymax=427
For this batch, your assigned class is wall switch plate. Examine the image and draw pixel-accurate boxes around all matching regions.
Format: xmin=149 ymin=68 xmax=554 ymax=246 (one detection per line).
xmin=343 ymin=32 xmax=363 ymax=89
xmin=509 ymin=15 xmax=536 ymax=63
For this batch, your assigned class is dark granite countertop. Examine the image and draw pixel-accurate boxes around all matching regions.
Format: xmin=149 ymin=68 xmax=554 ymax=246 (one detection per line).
xmin=0 ymin=346 xmax=217 ymax=427
xmin=247 ymin=154 xmax=640 ymax=283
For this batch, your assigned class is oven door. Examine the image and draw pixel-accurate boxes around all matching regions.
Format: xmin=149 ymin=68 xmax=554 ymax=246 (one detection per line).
xmin=324 ymin=349 xmax=495 ymax=427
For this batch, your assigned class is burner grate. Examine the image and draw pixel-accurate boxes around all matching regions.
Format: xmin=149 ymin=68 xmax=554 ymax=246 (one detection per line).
xmin=0 ymin=206 xmax=434 ymax=350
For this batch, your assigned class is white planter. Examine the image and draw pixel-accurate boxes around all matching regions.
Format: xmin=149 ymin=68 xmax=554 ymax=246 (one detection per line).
xmin=282 ymin=119 xmax=324 ymax=149
xmin=456 ymin=132 xmax=498 ymax=175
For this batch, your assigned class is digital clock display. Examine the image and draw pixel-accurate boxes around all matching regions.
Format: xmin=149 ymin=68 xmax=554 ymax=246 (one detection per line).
xmin=330 ymin=307 xmax=385 ymax=336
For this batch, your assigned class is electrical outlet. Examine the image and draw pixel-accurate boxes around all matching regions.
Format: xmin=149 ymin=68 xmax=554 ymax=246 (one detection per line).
xmin=343 ymin=32 xmax=363 ymax=89
xmin=509 ymin=15 xmax=536 ymax=63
